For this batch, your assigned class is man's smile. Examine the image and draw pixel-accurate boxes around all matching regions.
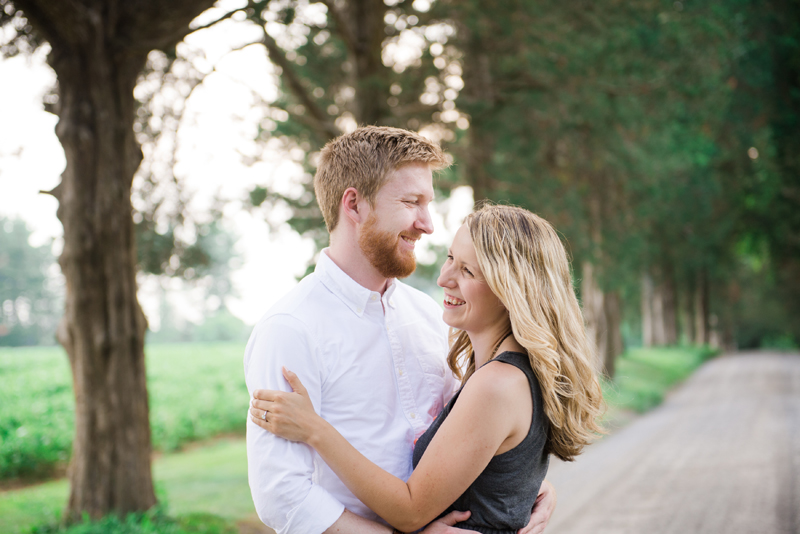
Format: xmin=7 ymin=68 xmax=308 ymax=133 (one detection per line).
xmin=400 ymin=235 xmax=420 ymax=248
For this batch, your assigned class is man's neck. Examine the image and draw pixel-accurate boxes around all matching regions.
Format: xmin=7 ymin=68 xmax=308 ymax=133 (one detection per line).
xmin=326 ymin=241 xmax=392 ymax=295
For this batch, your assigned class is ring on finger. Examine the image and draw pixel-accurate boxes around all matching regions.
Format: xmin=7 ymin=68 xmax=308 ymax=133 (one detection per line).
xmin=262 ymin=410 xmax=268 ymax=421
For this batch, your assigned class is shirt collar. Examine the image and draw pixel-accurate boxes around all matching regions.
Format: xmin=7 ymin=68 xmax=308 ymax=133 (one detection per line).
xmin=316 ymin=249 xmax=394 ymax=317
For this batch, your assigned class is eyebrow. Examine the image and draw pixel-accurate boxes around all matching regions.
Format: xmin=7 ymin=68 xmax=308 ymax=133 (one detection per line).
xmin=448 ymin=249 xmax=477 ymax=271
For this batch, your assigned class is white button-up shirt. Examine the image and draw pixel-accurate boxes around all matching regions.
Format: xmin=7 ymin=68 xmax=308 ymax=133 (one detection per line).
xmin=244 ymin=250 xmax=457 ymax=534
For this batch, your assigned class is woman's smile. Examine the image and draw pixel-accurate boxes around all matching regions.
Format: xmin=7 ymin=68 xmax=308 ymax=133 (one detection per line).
xmin=443 ymin=293 xmax=466 ymax=307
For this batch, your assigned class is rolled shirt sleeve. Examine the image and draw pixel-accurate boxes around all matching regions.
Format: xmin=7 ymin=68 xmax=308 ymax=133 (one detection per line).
xmin=245 ymin=314 xmax=345 ymax=534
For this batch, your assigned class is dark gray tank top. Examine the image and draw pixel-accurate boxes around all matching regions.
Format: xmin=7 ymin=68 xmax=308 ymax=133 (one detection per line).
xmin=411 ymin=351 xmax=549 ymax=534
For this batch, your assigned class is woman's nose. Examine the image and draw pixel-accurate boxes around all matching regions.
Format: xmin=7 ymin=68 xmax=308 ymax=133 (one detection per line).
xmin=437 ymin=264 xmax=454 ymax=289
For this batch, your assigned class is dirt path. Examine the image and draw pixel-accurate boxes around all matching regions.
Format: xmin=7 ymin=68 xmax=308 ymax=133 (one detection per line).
xmin=545 ymin=351 xmax=800 ymax=534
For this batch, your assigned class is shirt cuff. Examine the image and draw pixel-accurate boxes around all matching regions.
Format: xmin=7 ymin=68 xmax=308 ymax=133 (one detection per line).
xmin=280 ymin=484 xmax=346 ymax=534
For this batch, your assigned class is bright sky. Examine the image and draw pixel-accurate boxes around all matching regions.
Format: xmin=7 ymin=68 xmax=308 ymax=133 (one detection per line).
xmin=0 ymin=6 xmax=472 ymax=328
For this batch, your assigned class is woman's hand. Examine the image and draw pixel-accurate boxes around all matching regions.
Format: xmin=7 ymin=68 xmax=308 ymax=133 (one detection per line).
xmin=249 ymin=367 xmax=321 ymax=443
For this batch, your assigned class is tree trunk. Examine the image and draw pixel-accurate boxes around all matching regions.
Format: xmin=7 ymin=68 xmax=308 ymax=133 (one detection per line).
xmin=694 ymin=269 xmax=709 ymax=345
xmin=603 ymin=291 xmax=623 ymax=378
xmin=683 ymin=279 xmax=696 ymax=345
xmin=709 ymin=313 xmax=721 ymax=349
xmin=581 ymin=262 xmax=609 ymax=376
xmin=51 ymin=38 xmax=155 ymax=520
xmin=458 ymin=19 xmax=497 ymax=205
xmin=14 ymin=0 xmax=217 ymax=520
xmin=641 ymin=272 xmax=654 ymax=347
xmin=662 ymin=264 xmax=678 ymax=345
xmin=652 ymin=277 xmax=666 ymax=345
xmin=347 ymin=0 xmax=388 ymax=125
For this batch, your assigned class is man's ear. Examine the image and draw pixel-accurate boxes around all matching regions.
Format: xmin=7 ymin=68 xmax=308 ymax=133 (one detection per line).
xmin=341 ymin=187 xmax=367 ymax=225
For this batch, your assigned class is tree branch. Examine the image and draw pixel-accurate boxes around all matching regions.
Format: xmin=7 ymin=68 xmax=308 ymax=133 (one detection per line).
xmin=319 ymin=0 xmax=357 ymax=54
xmin=260 ymin=29 xmax=340 ymax=140
xmin=180 ymin=1 xmax=256 ymax=41
xmin=9 ymin=0 xmax=70 ymax=50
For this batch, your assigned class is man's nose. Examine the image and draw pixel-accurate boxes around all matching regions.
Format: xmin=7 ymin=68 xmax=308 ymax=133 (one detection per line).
xmin=415 ymin=206 xmax=434 ymax=235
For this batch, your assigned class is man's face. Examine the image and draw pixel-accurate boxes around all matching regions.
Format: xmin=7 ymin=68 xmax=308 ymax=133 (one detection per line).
xmin=358 ymin=162 xmax=435 ymax=279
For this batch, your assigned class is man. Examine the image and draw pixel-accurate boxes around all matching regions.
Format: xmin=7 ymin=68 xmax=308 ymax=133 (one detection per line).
xmin=244 ymin=126 xmax=556 ymax=534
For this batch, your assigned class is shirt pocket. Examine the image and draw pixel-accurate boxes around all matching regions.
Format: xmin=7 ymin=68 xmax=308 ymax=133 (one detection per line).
xmin=406 ymin=335 xmax=448 ymax=411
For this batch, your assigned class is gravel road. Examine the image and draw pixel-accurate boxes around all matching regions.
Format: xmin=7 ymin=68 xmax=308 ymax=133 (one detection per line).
xmin=544 ymin=351 xmax=800 ymax=534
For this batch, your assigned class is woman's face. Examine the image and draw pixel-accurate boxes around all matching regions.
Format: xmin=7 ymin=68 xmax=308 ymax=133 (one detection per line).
xmin=437 ymin=224 xmax=507 ymax=334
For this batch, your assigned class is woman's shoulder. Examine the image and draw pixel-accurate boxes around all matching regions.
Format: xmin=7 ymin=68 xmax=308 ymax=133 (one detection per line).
xmin=462 ymin=354 xmax=530 ymax=403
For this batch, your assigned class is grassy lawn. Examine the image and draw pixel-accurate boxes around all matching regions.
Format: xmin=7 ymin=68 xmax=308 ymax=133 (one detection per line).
xmin=0 ymin=343 xmax=249 ymax=481
xmin=0 ymin=343 xmax=716 ymax=533
xmin=0 ymin=438 xmax=254 ymax=534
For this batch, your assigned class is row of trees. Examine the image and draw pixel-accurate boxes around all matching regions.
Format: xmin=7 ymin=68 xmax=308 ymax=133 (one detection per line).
xmin=238 ymin=0 xmax=800 ymax=375
xmin=2 ymin=0 xmax=797 ymax=522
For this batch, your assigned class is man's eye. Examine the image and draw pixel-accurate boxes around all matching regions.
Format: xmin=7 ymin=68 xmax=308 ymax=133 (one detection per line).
xmin=446 ymin=254 xmax=453 ymax=261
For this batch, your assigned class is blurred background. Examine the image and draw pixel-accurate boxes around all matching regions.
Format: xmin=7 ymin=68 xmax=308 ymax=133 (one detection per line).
xmin=0 ymin=0 xmax=798 ymax=533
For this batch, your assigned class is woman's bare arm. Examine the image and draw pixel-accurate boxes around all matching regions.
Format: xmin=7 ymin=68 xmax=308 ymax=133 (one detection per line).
xmin=251 ymin=364 xmax=529 ymax=532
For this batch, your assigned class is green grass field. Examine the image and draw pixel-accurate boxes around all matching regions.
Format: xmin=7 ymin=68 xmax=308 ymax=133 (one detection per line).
xmin=0 ymin=343 xmax=249 ymax=481
xmin=0 ymin=438 xmax=251 ymax=534
xmin=0 ymin=343 xmax=716 ymax=534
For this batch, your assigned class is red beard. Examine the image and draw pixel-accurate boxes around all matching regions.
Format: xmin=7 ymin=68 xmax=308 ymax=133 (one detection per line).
xmin=359 ymin=214 xmax=418 ymax=279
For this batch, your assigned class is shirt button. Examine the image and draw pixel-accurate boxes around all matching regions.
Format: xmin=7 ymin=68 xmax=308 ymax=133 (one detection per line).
xmin=389 ymin=299 xmax=395 ymax=306
xmin=370 ymin=294 xmax=378 ymax=301
xmin=410 ymin=412 xmax=417 ymax=419
xmin=397 ymin=368 xmax=404 ymax=376
xmin=356 ymin=307 xmax=363 ymax=314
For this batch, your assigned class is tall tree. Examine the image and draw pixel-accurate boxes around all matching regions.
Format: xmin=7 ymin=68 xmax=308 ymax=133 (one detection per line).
xmin=2 ymin=0 xmax=218 ymax=519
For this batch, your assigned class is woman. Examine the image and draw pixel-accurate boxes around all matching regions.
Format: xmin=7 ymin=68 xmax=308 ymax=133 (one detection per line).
xmin=250 ymin=205 xmax=604 ymax=533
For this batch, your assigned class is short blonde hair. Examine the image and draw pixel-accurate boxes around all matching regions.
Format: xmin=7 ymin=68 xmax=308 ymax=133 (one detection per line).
xmin=314 ymin=126 xmax=449 ymax=232
xmin=447 ymin=204 xmax=605 ymax=462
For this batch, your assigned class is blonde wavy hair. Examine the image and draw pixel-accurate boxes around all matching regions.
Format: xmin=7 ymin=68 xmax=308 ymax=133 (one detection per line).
xmin=447 ymin=204 xmax=605 ymax=462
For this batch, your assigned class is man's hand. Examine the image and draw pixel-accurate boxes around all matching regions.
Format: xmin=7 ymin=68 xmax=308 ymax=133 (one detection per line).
xmin=518 ymin=479 xmax=557 ymax=534
xmin=419 ymin=510 xmax=480 ymax=534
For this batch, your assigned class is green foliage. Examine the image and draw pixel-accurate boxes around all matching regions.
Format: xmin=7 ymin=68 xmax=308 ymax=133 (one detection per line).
xmin=0 ymin=439 xmax=254 ymax=534
xmin=0 ymin=343 xmax=248 ymax=480
xmin=146 ymin=343 xmax=249 ymax=452
xmin=243 ymin=0 xmax=462 ymax=254
xmin=0 ymin=346 xmax=73 ymax=480
xmin=602 ymin=346 xmax=719 ymax=414
xmin=28 ymin=508 xmax=237 ymax=534
xmin=444 ymin=0 xmax=799 ymax=348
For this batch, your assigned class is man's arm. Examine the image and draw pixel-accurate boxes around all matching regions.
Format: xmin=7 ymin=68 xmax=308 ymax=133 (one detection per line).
xmin=246 ymin=315 xmax=345 ymax=533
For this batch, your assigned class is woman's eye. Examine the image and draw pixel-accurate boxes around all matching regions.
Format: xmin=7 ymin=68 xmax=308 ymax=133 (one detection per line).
xmin=463 ymin=268 xmax=473 ymax=276
xmin=446 ymin=254 xmax=454 ymax=261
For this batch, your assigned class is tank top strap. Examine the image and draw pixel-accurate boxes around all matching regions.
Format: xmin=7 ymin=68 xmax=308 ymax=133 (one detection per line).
xmin=487 ymin=351 xmax=533 ymax=378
